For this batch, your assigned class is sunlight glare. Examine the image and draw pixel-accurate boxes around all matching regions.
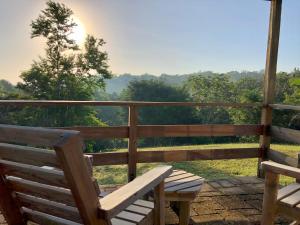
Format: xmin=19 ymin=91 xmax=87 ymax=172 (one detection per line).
xmin=70 ymin=17 xmax=86 ymax=45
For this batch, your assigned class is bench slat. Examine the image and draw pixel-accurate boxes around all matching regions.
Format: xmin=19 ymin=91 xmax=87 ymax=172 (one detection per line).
xmin=7 ymin=177 xmax=75 ymax=207
xmin=0 ymin=159 xmax=68 ymax=188
xmin=0 ymin=143 xmax=60 ymax=168
xmin=17 ymin=193 xmax=81 ymax=223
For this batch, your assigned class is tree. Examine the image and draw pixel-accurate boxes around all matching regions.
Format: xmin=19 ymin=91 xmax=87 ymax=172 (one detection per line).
xmin=121 ymin=79 xmax=197 ymax=146
xmin=17 ymin=0 xmax=111 ymax=126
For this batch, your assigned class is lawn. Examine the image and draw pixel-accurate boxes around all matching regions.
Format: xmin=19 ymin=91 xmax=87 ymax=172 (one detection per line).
xmin=93 ymin=143 xmax=300 ymax=186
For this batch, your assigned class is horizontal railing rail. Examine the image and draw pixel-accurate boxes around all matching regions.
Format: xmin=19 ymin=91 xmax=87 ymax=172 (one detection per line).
xmin=88 ymin=148 xmax=261 ymax=166
xmin=0 ymin=100 xmax=263 ymax=108
xmin=270 ymin=104 xmax=300 ymax=111
xmin=59 ymin=124 xmax=263 ymax=139
xmin=0 ymin=100 xmax=265 ymax=181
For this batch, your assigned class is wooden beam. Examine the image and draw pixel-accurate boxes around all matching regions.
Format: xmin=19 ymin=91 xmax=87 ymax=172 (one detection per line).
xmin=89 ymin=148 xmax=260 ymax=166
xmin=54 ymin=134 xmax=104 ymax=225
xmin=0 ymin=174 xmax=25 ymax=225
xmin=0 ymin=100 xmax=262 ymax=108
xmin=261 ymin=171 xmax=279 ymax=225
xmin=88 ymin=152 xmax=128 ymax=166
xmin=270 ymin=104 xmax=300 ymax=112
xmin=57 ymin=126 xmax=129 ymax=139
xmin=268 ymin=149 xmax=298 ymax=167
xmin=259 ymin=0 xmax=282 ymax=177
xmin=128 ymin=106 xmax=138 ymax=181
xmin=271 ymin=126 xmax=300 ymax=144
xmin=137 ymin=148 xmax=260 ymax=163
xmin=137 ymin=125 xmax=263 ymax=137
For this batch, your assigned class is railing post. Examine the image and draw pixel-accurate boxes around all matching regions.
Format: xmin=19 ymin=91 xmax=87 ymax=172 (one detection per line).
xmin=258 ymin=0 xmax=282 ymax=178
xmin=297 ymin=153 xmax=300 ymax=183
xmin=128 ymin=105 xmax=138 ymax=181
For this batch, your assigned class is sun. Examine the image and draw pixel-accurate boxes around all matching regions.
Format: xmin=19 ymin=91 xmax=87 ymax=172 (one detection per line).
xmin=70 ymin=17 xmax=86 ymax=45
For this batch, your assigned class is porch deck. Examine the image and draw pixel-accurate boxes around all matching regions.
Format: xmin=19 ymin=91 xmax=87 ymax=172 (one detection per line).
xmin=0 ymin=176 xmax=292 ymax=225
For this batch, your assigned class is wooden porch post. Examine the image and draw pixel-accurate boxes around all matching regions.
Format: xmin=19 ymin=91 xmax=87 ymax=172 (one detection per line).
xmin=128 ymin=105 xmax=138 ymax=181
xmin=258 ymin=0 xmax=282 ymax=178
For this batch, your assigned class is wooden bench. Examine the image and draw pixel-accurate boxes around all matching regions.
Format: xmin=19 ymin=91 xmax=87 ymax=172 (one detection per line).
xmin=261 ymin=161 xmax=300 ymax=225
xmin=0 ymin=124 xmax=172 ymax=225
xmin=164 ymin=170 xmax=204 ymax=225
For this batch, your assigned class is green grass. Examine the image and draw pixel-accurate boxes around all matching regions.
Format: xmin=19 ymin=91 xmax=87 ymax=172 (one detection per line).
xmin=93 ymin=143 xmax=300 ymax=186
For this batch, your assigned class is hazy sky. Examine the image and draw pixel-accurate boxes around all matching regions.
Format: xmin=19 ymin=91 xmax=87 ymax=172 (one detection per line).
xmin=0 ymin=0 xmax=299 ymax=84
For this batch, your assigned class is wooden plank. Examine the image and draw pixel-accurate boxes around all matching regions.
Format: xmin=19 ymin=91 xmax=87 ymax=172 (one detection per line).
xmin=258 ymin=0 xmax=282 ymax=179
xmin=128 ymin=106 xmax=138 ymax=181
xmin=0 ymin=174 xmax=24 ymax=225
xmin=179 ymin=201 xmax=190 ymax=225
xmin=17 ymin=193 xmax=82 ymax=223
xmin=90 ymin=148 xmax=260 ymax=166
xmin=126 ymin=205 xmax=152 ymax=215
xmin=116 ymin=211 xmax=144 ymax=223
xmin=164 ymin=173 xmax=194 ymax=183
xmin=268 ymin=149 xmax=298 ymax=167
xmin=0 ymin=100 xmax=262 ymax=108
xmin=280 ymin=190 xmax=300 ymax=207
xmin=133 ymin=200 xmax=154 ymax=209
xmin=261 ymin=171 xmax=280 ymax=225
xmin=270 ymin=104 xmax=300 ymax=112
xmin=297 ymin=153 xmax=300 ymax=183
xmin=277 ymin=203 xmax=300 ymax=220
xmin=57 ymin=126 xmax=129 ymax=139
xmin=137 ymin=148 xmax=260 ymax=163
xmin=0 ymin=159 xmax=68 ymax=188
xmin=111 ymin=218 xmax=135 ymax=225
xmin=262 ymin=161 xmax=300 ymax=180
xmin=54 ymin=133 xmax=103 ymax=225
xmin=23 ymin=207 xmax=81 ymax=225
xmin=165 ymin=176 xmax=202 ymax=188
xmin=154 ymin=181 xmax=165 ymax=225
xmin=99 ymin=166 xmax=172 ymax=219
xmin=165 ymin=180 xmax=203 ymax=192
xmin=7 ymin=176 xmax=75 ymax=207
xmin=0 ymin=124 xmax=78 ymax=147
xmin=271 ymin=126 xmax=300 ymax=144
xmin=89 ymin=152 xmax=128 ymax=166
xmin=137 ymin=125 xmax=263 ymax=137
xmin=0 ymin=143 xmax=60 ymax=168
xmin=278 ymin=183 xmax=300 ymax=200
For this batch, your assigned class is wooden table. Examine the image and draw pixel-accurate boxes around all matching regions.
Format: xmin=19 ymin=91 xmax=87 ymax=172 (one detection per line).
xmin=164 ymin=170 xmax=204 ymax=225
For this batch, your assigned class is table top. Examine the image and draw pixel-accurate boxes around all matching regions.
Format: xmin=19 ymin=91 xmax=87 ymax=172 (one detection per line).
xmin=164 ymin=170 xmax=204 ymax=201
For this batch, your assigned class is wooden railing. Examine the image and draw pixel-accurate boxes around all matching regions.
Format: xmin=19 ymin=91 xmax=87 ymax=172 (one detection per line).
xmin=1 ymin=100 xmax=300 ymax=180
xmin=266 ymin=104 xmax=300 ymax=170
xmin=0 ymin=100 xmax=264 ymax=181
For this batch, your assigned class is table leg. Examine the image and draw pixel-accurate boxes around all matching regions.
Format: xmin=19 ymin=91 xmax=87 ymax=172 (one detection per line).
xmin=179 ymin=201 xmax=190 ymax=225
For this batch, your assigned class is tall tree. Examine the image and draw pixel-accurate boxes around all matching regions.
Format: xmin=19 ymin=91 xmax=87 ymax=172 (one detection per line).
xmin=17 ymin=0 xmax=111 ymax=126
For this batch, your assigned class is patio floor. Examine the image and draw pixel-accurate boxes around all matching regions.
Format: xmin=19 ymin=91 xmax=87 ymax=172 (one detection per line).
xmin=0 ymin=177 xmax=292 ymax=225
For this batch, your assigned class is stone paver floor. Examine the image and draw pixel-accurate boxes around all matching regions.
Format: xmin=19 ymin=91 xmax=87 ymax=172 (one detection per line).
xmin=0 ymin=176 xmax=292 ymax=224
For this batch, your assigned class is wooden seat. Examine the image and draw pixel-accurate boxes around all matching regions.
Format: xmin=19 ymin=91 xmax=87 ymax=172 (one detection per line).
xmin=261 ymin=161 xmax=300 ymax=225
xmin=164 ymin=170 xmax=204 ymax=225
xmin=0 ymin=124 xmax=172 ymax=225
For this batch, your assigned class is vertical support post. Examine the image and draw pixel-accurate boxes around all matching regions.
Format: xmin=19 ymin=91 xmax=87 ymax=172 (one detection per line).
xmin=154 ymin=181 xmax=165 ymax=225
xmin=0 ymin=174 xmax=25 ymax=225
xmin=258 ymin=0 xmax=282 ymax=178
xmin=297 ymin=153 xmax=300 ymax=183
xmin=128 ymin=105 xmax=138 ymax=181
xmin=261 ymin=171 xmax=279 ymax=225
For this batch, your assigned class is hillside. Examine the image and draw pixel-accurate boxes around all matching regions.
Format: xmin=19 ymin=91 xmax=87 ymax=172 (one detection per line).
xmin=105 ymin=71 xmax=263 ymax=94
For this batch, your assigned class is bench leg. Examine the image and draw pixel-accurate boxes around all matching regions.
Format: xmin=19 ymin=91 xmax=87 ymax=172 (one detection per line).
xmin=179 ymin=201 xmax=190 ymax=225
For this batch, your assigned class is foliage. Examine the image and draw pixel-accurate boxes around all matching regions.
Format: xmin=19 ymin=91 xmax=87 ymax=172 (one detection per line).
xmin=16 ymin=0 xmax=111 ymax=127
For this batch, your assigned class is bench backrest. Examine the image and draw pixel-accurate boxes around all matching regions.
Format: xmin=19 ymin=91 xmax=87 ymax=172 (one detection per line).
xmin=0 ymin=124 xmax=104 ymax=225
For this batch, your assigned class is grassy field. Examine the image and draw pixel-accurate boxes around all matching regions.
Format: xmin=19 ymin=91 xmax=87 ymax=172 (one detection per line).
xmin=93 ymin=143 xmax=300 ymax=186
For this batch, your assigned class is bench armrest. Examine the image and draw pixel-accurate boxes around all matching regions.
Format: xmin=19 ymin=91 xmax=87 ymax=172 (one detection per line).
xmin=98 ymin=165 xmax=172 ymax=219
xmin=262 ymin=161 xmax=300 ymax=180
